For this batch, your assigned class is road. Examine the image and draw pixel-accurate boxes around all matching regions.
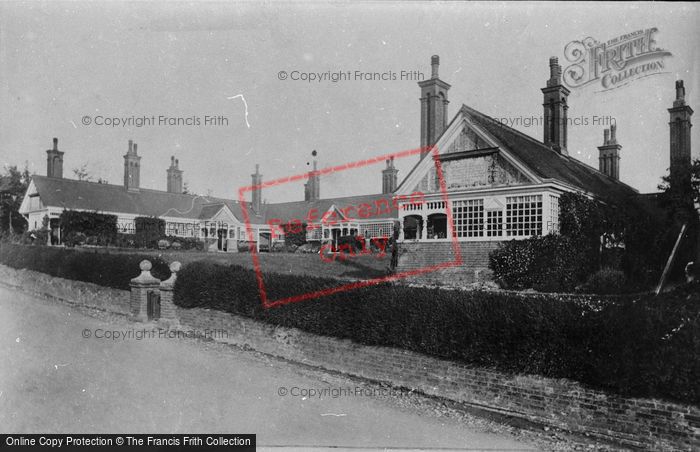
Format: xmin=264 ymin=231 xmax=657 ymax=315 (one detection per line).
xmin=0 ymin=285 xmax=536 ymax=451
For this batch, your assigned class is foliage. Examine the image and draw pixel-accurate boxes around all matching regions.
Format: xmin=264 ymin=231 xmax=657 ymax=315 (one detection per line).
xmin=134 ymin=217 xmax=165 ymax=248
xmin=335 ymin=234 xmax=363 ymax=251
xmin=0 ymin=242 xmax=170 ymax=290
xmin=283 ymin=222 xmax=307 ymax=247
xmin=490 ymin=234 xmax=586 ymax=292
xmin=60 ymin=210 xmax=117 ymax=247
xmin=0 ymin=164 xmax=31 ymax=234
xmin=582 ymin=267 xmax=627 ymax=294
xmin=490 ymin=192 xmax=673 ymax=292
xmin=174 ymin=260 xmax=700 ymax=404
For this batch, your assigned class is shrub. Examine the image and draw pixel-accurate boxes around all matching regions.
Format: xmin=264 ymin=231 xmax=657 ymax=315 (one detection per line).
xmin=63 ymin=231 xmax=87 ymax=247
xmin=60 ymin=210 xmax=117 ymax=246
xmin=283 ymin=222 xmax=307 ymax=247
xmin=135 ymin=217 xmax=165 ymax=248
xmin=0 ymin=243 xmax=170 ymax=290
xmin=582 ymin=267 xmax=627 ymax=294
xmin=489 ymin=235 xmax=587 ymax=292
xmin=174 ymin=261 xmax=700 ymax=403
xmin=335 ymin=235 xmax=363 ymax=252
xmin=164 ymin=236 xmax=202 ymax=251
xmin=22 ymin=229 xmax=49 ymax=246
xmin=170 ymin=241 xmax=182 ymax=250
xmin=157 ymin=239 xmax=170 ymax=250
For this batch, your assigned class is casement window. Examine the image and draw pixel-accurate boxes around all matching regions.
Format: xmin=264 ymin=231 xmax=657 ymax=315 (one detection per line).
xmin=452 ymin=199 xmax=484 ymax=238
xmin=505 ymin=195 xmax=543 ymax=237
xmin=549 ymin=195 xmax=560 ymax=234
xmin=486 ymin=210 xmax=503 ymax=237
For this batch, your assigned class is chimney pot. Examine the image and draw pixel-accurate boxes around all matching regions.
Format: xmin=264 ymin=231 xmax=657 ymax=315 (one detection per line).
xmin=52 ymin=137 xmax=58 ymax=150
xmin=676 ymin=80 xmax=686 ymax=101
xmin=431 ymin=55 xmax=439 ymax=79
xmin=610 ymin=123 xmax=617 ymax=143
xmin=128 ymin=139 xmax=133 ymax=153
xmin=133 ymin=143 xmax=138 ymax=154
xmin=603 ymin=129 xmax=610 ymax=145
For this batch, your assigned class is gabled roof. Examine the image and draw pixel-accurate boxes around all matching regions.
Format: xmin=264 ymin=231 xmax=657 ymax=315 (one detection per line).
xmin=28 ymin=175 xmax=234 ymax=220
xmin=398 ymin=105 xmax=639 ymax=203
xmin=25 ymin=175 xmax=397 ymax=226
xmin=261 ymin=193 xmax=397 ymax=224
xmin=461 ymin=105 xmax=639 ymax=201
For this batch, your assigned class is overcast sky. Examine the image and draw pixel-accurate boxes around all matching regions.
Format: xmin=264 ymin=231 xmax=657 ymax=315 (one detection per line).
xmin=1 ymin=1 xmax=698 ymax=203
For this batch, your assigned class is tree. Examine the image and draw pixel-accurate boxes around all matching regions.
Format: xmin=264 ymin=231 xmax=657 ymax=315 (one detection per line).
xmin=0 ymin=164 xmax=31 ymax=234
xmin=72 ymin=163 xmax=93 ymax=182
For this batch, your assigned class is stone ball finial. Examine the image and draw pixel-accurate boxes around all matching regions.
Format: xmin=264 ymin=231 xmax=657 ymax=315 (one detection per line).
xmin=139 ymin=260 xmax=152 ymax=271
xmin=169 ymin=261 xmax=181 ymax=273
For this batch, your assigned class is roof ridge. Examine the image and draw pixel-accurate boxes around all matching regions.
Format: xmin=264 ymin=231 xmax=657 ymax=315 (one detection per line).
xmin=460 ymin=104 xmax=638 ymax=193
xmin=460 ymin=104 xmax=561 ymax=156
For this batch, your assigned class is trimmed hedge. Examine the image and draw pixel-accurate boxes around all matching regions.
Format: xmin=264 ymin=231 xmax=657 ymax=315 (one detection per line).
xmin=135 ymin=217 xmax=165 ymax=248
xmin=175 ymin=261 xmax=700 ymax=404
xmin=0 ymin=243 xmax=170 ymax=291
xmin=60 ymin=210 xmax=118 ymax=247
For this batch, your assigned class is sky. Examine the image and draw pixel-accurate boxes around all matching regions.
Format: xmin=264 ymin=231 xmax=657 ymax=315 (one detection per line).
xmin=1 ymin=1 xmax=699 ymax=203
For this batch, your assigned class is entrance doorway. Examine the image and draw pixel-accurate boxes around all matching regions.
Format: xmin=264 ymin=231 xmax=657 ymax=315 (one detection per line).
xmin=217 ymin=229 xmax=227 ymax=251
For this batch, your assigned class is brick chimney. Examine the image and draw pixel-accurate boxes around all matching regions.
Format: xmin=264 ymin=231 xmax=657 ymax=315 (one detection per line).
xmin=46 ymin=137 xmax=64 ymax=178
xmin=598 ymin=124 xmax=621 ymax=179
xmin=251 ymin=164 xmax=262 ymax=213
xmin=166 ymin=156 xmax=183 ymax=194
xmin=541 ymin=57 xmax=570 ymax=155
xmin=382 ymin=157 xmax=399 ymax=194
xmin=418 ymin=55 xmax=451 ymax=159
xmin=668 ymin=80 xmax=694 ymax=203
xmin=304 ymin=155 xmax=320 ymax=202
xmin=123 ymin=139 xmax=141 ymax=191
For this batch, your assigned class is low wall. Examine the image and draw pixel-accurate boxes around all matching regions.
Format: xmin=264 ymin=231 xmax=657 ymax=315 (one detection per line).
xmin=0 ymin=264 xmax=130 ymax=315
xmin=2 ymin=264 xmax=697 ymax=450
xmin=177 ymin=305 xmax=700 ymax=451
xmin=396 ymin=241 xmax=502 ymax=285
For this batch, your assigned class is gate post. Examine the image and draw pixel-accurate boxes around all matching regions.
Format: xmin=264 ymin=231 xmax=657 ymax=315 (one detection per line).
xmin=159 ymin=261 xmax=181 ymax=327
xmin=129 ymin=260 xmax=161 ymax=322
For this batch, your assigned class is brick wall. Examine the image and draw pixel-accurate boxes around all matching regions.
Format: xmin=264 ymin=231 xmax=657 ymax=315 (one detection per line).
xmin=396 ymin=241 xmax=502 ymax=284
xmin=0 ymin=264 xmax=130 ymax=314
xmin=176 ymin=305 xmax=700 ymax=451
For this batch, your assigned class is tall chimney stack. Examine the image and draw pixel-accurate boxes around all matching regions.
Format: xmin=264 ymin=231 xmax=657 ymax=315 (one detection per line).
xmin=541 ymin=57 xmax=570 ymax=155
xmin=167 ymin=155 xmax=184 ymax=194
xmin=382 ymin=157 xmax=399 ymax=194
xmin=46 ymin=137 xmax=64 ymax=178
xmin=123 ymin=139 xmax=141 ymax=190
xmin=668 ymin=80 xmax=694 ymax=207
xmin=419 ymin=55 xmax=451 ymax=159
xmin=598 ymin=125 xmax=621 ymax=180
xmin=304 ymin=153 xmax=320 ymax=201
xmin=251 ymin=164 xmax=263 ymax=213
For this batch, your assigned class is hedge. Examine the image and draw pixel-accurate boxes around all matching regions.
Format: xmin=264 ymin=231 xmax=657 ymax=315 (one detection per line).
xmin=60 ymin=210 xmax=118 ymax=247
xmin=174 ymin=261 xmax=700 ymax=404
xmin=0 ymin=243 xmax=170 ymax=291
xmin=135 ymin=217 xmax=166 ymax=248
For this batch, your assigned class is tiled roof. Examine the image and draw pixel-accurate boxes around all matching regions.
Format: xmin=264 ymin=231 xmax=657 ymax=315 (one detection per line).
xmin=29 ymin=175 xmax=396 ymax=225
xmin=261 ymin=193 xmax=397 ymax=224
xmin=460 ymin=105 xmax=639 ymax=202
xmin=32 ymin=176 xmax=228 ymax=220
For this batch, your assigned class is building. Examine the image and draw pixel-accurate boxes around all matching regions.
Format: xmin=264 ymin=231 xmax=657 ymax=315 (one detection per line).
xmin=19 ymin=56 xmax=694 ymax=280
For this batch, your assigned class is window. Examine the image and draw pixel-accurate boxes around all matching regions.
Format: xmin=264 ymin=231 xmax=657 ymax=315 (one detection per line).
xmin=506 ymin=195 xmax=542 ymax=237
xmin=452 ymin=199 xmax=483 ymax=238
xmin=549 ymin=195 xmax=560 ymax=234
xmin=486 ymin=210 xmax=503 ymax=237
xmin=360 ymin=222 xmax=393 ymax=238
